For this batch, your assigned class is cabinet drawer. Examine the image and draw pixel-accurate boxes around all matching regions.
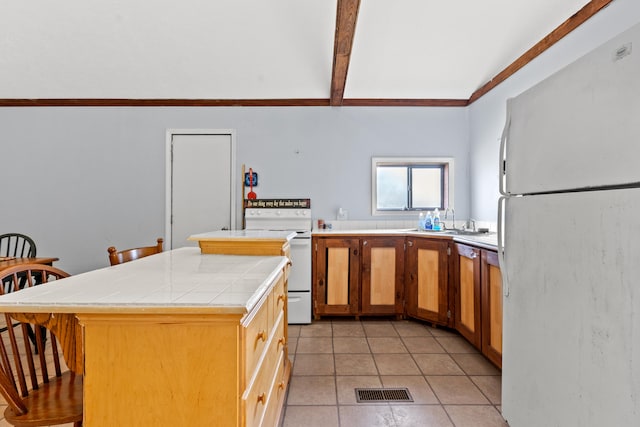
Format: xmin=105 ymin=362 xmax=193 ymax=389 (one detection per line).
xmin=243 ymin=357 xmax=272 ymax=427
xmin=243 ymin=325 xmax=282 ymax=427
xmin=244 ymin=294 xmax=270 ymax=378
xmin=269 ymin=311 xmax=286 ymax=366
xmin=271 ymin=273 xmax=286 ymax=325
xmin=263 ymin=351 xmax=287 ymax=427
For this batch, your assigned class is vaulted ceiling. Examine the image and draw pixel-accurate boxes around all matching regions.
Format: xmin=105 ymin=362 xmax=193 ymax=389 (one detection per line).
xmin=0 ymin=0 xmax=612 ymax=106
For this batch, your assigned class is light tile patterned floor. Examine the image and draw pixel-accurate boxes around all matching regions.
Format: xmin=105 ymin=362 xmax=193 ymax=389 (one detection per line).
xmin=281 ymin=318 xmax=507 ymax=427
xmin=0 ymin=318 xmax=506 ymax=427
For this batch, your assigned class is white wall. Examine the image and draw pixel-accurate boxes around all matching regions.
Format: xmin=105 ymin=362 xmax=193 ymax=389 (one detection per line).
xmin=468 ymin=0 xmax=640 ymax=222
xmin=0 ymin=106 xmax=468 ymax=274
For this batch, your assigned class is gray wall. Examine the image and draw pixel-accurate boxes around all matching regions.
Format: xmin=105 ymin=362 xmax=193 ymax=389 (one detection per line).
xmin=468 ymin=0 xmax=640 ymax=221
xmin=1 ymin=106 xmax=469 ymax=274
xmin=7 ymin=2 xmax=637 ymax=275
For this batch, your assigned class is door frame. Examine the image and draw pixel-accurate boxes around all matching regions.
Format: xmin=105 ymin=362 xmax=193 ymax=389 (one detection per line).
xmin=165 ymin=129 xmax=237 ymax=249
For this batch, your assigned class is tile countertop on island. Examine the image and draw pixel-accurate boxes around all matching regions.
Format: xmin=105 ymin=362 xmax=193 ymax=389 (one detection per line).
xmin=0 ymin=247 xmax=289 ymax=315
xmin=188 ymin=229 xmax=297 ymax=242
xmin=312 ymin=228 xmax=498 ymax=251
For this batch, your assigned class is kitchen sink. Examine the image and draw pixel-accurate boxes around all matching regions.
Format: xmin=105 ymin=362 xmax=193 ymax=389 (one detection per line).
xmin=443 ymin=229 xmax=491 ymax=236
xmin=402 ymin=228 xmax=493 ymax=236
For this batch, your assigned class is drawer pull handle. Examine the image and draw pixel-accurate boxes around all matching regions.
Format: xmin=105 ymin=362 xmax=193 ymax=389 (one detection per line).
xmin=278 ymin=381 xmax=285 ymax=390
xmin=257 ymin=330 xmax=267 ymax=343
xmin=257 ymin=392 xmax=266 ymax=404
xmin=277 ymin=294 xmax=286 ymax=304
xmin=278 ymin=337 xmax=286 ymax=347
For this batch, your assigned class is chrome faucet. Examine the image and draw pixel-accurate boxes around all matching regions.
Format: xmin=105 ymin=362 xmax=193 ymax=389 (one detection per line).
xmin=461 ymin=218 xmax=476 ymax=232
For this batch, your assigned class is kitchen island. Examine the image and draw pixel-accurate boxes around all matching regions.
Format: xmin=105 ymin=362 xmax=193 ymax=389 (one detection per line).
xmin=0 ymin=248 xmax=291 ymax=426
xmin=189 ymin=229 xmax=296 ymax=257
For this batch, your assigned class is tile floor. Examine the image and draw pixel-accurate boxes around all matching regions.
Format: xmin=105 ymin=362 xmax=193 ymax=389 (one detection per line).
xmin=0 ymin=318 xmax=507 ymax=427
xmin=281 ymin=318 xmax=507 ymax=427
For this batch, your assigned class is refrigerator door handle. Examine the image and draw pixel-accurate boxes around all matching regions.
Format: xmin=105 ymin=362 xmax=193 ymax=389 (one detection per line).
xmin=497 ymin=195 xmax=509 ymax=297
xmin=498 ymin=100 xmax=512 ymax=196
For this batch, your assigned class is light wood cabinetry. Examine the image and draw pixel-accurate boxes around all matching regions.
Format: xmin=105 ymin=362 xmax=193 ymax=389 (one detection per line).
xmin=405 ymin=237 xmax=451 ymax=327
xmin=453 ymin=243 xmax=482 ymax=348
xmin=453 ymin=242 xmax=502 ymax=368
xmin=80 ymin=268 xmax=289 ymax=426
xmin=311 ymin=233 xmax=502 ymax=368
xmin=313 ymin=236 xmax=405 ymax=317
xmin=313 ymin=237 xmax=361 ymax=316
xmin=242 ymin=271 xmax=289 ymax=427
xmin=360 ymin=237 xmax=405 ymax=315
xmin=188 ymin=231 xmax=293 ymax=258
xmin=481 ymin=249 xmax=503 ymax=368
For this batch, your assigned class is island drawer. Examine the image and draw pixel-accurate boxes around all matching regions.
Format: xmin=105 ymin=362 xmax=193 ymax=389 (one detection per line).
xmin=244 ymin=293 xmax=270 ymax=378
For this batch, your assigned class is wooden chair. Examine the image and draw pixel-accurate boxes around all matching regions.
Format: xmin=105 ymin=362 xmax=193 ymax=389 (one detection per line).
xmin=0 ymin=233 xmax=36 ymax=259
xmin=0 ymin=264 xmax=83 ymax=427
xmin=1 ymin=233 xmax=38 ymax=295
xmin=107 ymin=238 xmax=164 ymax=266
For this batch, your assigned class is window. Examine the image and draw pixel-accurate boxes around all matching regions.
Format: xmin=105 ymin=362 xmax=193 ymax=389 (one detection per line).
xmin=371 ymin=157 xmax=454 ymax=215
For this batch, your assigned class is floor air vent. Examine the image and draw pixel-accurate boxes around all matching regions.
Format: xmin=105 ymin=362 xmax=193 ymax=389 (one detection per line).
xmin=355 ymin=388 xmax=413 ymax=403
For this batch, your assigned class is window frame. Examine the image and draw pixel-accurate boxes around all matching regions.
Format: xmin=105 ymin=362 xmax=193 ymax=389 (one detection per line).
xmin=371 ymin=157 xmax=454 ymax=216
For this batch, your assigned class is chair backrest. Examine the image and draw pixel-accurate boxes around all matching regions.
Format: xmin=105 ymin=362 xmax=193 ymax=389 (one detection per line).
xmin=0 ymin=234 xmax=36 ymax=258
xmin=107 ymin=237 xmax=164 ymax=266
xmin=0 ymin=264 xmax=82 ymax=426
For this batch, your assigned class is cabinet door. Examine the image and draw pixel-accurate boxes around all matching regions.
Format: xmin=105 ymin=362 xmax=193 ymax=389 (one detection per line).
xmin=454 ymin=243 xmax=482 ymax=349
xmin=481 ymin=249 xmax=502 ymax=368
xmin=405 ymin=238 xmax=450 ymax=326
xmin=313 ymin=237 xmax=360 ymax=316
xmin=361 ymin=237 xmax=404 ymax=315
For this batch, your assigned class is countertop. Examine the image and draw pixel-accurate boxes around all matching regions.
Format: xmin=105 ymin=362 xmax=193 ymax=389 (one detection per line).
xmin=312 ymin=228 xmax=498 ymax=250
xmin=189 ymin=230 xmax=297 ymax=241
xmin=0 ymin=248 xmax=289 ymax=315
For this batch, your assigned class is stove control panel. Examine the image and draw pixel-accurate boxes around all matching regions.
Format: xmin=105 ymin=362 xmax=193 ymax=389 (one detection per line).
xmin=244 ymin=208 xmax=312 ymax=231
xmin=245 ymin=208 xmax=311 ymax=218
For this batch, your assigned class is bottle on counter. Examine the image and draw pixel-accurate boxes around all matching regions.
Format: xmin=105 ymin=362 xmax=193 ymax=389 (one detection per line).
xmin=418 ymin=212 xmax=425 ymax=230
xmin=433 ymin=208 xmax=441 ymax=231
xmin=425 ymin=211 xmax=433 ymax=230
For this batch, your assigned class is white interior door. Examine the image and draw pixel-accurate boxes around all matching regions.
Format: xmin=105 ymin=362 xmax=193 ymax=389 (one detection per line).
xmin=166 ymin=130 xmax=236 ymax=249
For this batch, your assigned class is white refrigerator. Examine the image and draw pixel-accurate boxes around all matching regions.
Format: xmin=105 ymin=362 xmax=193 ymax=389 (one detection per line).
xmin=498 ymin=23 xmax=640 ymax=427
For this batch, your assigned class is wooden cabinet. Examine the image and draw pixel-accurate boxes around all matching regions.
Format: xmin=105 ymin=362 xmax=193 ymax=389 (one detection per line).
xmin=453 ymin=243 xmax=502 ymax=368
xmin=77 ymin=257 xmax=291 ymax=426
xmin=453 ymin=243 xmax=482 ymax=348
xmin=313 ymin=236 xmax=404 ymax=317
xmin=405 ymin=237 xmax=451 ymax=327
xmin=313 ymin=237 xmax=361 ymax=316
xmin=188 ymin=232 xmax=292 ymax=258
xmin=360 ymin=237 xmax=405 ymax=315
xmin=481 ymin=249 xmax=503 ymax=368
xmin=312 ymin=233 xmax=503 ymax=368
xmin=242 ymin=271 xmax=289 ymax=427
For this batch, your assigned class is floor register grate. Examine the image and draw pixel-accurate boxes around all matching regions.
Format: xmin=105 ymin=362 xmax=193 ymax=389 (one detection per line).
xmin=355 ymin=388 xmax=413 ymax=403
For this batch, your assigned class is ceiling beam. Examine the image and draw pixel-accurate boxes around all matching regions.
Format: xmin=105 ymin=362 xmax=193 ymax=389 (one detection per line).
xmin=468 ymin=0 xmax=614 ymax=104
xmin=0 ymin=0 xmax=614 ymax=109
xmin=330 ymin=0 xmax=361 ymax=106
xmin=0 ymin=99 xmax=331 ymax=107
xmin=342 ymin=98 xmax=468 ymax=107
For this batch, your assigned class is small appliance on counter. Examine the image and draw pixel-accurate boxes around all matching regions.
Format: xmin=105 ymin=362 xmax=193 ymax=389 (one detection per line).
xmin=244 ymin=198 xmax=312 ymax=324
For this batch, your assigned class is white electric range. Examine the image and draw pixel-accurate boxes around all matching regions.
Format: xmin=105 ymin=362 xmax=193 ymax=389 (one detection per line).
xmin=244 ymin=206 xmax=312 ymax=324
